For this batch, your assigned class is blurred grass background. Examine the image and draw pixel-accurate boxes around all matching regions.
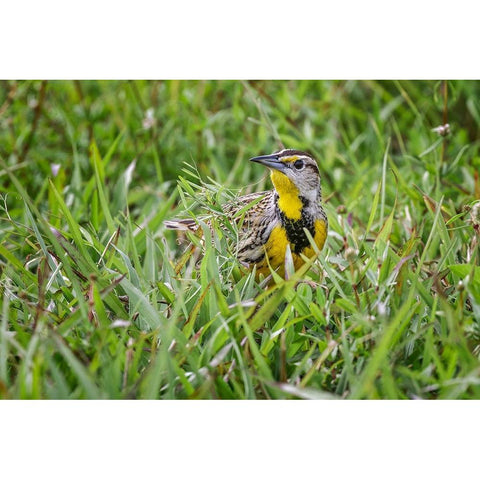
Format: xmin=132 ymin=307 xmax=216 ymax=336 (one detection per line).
xmin=1 ymin=80 xmax=480 ymax=399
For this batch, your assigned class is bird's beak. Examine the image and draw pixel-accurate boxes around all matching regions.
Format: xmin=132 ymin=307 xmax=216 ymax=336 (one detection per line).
xmin=249 ymin=154 xmax=286 ymax=171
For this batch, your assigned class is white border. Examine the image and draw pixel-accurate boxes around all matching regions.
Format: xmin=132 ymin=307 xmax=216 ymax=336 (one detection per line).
xmin=1 ymin=401 xmax=479 ymax=479
xmin=2 ymin=1 xmax=479 ymax=79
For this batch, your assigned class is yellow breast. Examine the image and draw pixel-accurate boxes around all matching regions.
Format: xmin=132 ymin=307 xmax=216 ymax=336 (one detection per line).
xmin=255 ymin=219 xmax=327 ymax=277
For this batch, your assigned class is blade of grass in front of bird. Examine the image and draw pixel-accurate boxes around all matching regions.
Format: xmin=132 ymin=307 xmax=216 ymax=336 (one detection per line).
xmin=260 ymin=305 xmax=293 ymax=356
xmin=239 ymin=316 xmax=273 ymax=382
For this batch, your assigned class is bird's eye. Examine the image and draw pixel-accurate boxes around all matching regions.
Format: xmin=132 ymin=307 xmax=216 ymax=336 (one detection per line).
xmin=293 ymin=159 xmax=305 ymax=170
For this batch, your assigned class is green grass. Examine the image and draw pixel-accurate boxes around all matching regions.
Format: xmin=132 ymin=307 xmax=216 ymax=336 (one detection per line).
xmin=1 ymin=79 xmax=480 ymax=399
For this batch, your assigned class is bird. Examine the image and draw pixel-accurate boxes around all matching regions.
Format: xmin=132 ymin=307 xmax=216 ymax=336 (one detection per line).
xmin=164 ymin=149 xmax=328 ymax=278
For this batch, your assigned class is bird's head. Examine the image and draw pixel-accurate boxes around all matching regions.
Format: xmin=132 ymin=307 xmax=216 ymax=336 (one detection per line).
xmin=250 ymin=149 xmax=321 ymax=203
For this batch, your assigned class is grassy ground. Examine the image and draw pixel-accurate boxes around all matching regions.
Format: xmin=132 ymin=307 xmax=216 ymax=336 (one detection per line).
xmin=1 ymin=80 xmax=480 ymax=399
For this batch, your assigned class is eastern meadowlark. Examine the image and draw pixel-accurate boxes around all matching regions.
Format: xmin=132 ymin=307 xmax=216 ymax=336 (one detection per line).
xmin=164 ymin=149 xmax=328 ymax=277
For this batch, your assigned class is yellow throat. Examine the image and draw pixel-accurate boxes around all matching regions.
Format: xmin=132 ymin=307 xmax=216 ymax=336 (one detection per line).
xmin=270 ymin=169 xmax=303 ymax=220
